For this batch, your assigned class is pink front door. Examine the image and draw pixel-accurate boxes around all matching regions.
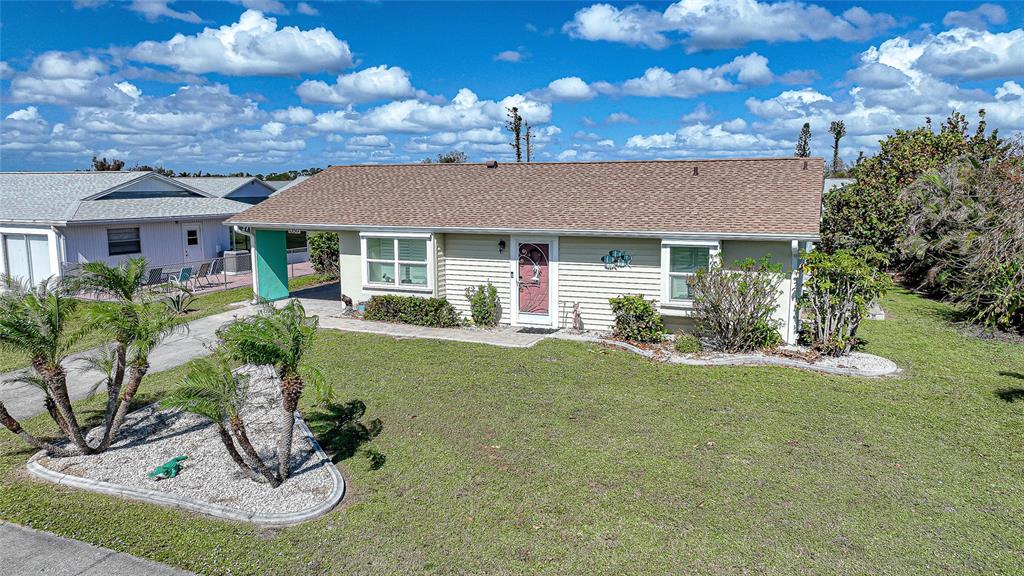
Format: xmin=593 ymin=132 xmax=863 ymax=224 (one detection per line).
xmin=518 ymin=242 xmax=549 ymax=315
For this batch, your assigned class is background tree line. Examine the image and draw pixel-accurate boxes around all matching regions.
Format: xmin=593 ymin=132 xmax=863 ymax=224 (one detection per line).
xmin=817 ymin=110 xmax=1022 ymax=332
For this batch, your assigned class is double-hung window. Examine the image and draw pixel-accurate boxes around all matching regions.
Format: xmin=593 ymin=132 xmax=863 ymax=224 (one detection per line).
xmin=661 ymin=240 xmax=719 ymax=305
xmin=363 ymin=235 xmax=431 ymax=289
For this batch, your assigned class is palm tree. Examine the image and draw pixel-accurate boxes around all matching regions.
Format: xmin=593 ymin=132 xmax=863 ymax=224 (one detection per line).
xmin=220 ymin=299 xmax=329 ymax=481
xmin=73 ymin=257 xmax=181 ymax=452
xmin=0 ymin=277 xmax=91 ymax=455
xmin=162 ymin=352 xmax=281 ymax=486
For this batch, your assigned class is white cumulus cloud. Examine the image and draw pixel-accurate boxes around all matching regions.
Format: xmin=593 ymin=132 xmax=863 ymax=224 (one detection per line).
xmin=942 ymin=3 xmax=1007 ymax=30
xmin=564 ymin=0 xmax=896 ymax=52
xmin=312 ymin=88 xmax=551 ymax=134
xmin=544 ymin=76 xmax=596 ymax=101
xmin=297 ymin=65 xmax=424 ymax=105
xmin=127 ymin=0 xmax=203 ymax=24
xmin=128 ymin=10 xmax=352 ymax=76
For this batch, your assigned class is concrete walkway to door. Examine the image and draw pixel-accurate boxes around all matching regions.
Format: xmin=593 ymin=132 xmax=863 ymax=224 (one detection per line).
xmin=290 ymin=283 xmax=552 ymax=348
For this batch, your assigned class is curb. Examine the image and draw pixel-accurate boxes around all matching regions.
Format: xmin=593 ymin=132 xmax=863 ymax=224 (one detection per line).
xmin=26 ymin=413 xmax=345 ymax=527
xmin=551 ymin=333 xmax=900 ymax=378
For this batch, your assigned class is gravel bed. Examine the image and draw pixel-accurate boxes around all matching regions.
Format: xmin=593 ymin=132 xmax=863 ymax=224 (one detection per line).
xmin=34 ymin=365 xmax=337 ymax=516
xmin=552 ymin=333 xmax=899 ymax=377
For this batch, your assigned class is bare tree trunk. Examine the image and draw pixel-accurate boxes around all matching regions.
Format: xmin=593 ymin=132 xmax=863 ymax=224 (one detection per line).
xmin=0 ymin=401 xmax=76 ymax=456
xmin=229 ymin=415 xmax=281 ymax=487
xmin=95 ymin=361 xmax=148 ymax=452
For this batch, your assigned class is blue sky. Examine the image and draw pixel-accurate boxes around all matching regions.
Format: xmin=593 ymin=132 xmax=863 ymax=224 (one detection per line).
xmin=1 ymin=1 xmax=1021 ymax=173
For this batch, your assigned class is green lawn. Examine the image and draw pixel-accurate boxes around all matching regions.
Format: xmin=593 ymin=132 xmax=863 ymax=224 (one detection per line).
xmin=1 ymin=290 xmax=1022 ymax=575
xmin=0 ymin=274 xmax=334 ymax=374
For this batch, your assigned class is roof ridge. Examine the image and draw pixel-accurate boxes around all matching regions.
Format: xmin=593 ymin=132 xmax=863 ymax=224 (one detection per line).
xmin=325 ymin=156 xmax=825 ymax=169
xmin=0 ymin=171 xmax=151 ymax=175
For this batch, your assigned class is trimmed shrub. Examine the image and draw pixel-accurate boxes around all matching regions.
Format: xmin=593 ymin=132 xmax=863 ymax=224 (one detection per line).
xmin=798 ymin=248 xmax=890 ymax=356
xmin=674 ymin=334 xmax=703 ymax=354
xmin=608 ymin=294 xmax=664 ymax=343
xmin=690 ymin=257 xmax=784 ymax=352
xmin=363 ymin=294 xmax=462 ymax=328
xmin=465 ymin=282 xmax=500 ymax=327
xmin=307 ymin=232 xmax=340 ymax=278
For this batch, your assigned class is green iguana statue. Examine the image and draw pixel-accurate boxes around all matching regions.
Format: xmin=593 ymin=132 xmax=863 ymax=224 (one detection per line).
xmin=147 ymin=456 xmax=188 ymax=480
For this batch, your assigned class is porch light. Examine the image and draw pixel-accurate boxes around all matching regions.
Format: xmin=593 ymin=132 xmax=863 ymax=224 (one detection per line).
xmin=498 ymin=240 xmax=506 ymax=253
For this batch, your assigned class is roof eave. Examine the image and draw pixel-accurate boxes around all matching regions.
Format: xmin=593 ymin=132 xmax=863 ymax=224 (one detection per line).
xmin=224 ymin=221 xmax=820 ymax=242
xmin=68 ymin=213 xmax=240 ymax=225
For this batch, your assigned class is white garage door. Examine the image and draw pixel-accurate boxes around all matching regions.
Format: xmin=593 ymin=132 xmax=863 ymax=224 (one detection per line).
xmin=3 ymin=234 xmax=52 ymax=286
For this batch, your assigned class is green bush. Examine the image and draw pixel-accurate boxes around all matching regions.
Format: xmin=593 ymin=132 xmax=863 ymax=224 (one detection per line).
xmin=307 ymin=232 xmax=339 ymax=278
xmin=690 ymin=257 xmax=784 ymax=353
xmin=465 ymin=282 xmax=500 ymax=327
xmin=608 ymin=294 xmax=664 ymax=343
xmin=901 ymin=158 xmax=1023 ymax=331
xmin=363 ymin=294 xmax=462 ymax=328
xmin=798 ymin=248 xmax=891 ymax=356
xmin=673 ymin=334 xmax=703 ymax=354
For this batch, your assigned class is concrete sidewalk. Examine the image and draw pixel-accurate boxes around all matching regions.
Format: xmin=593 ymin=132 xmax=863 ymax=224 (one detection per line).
xmin=0 ymin=522 xmax=195 ymax=575
xmin=0 ymin=305 xmax=257 ymax=420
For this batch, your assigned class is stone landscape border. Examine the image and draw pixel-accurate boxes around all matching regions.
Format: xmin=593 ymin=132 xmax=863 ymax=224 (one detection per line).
xmin=27 ymin=415 xmax=345 ymax=526
xmin=552 ymin=333 xmax=900 ymax=377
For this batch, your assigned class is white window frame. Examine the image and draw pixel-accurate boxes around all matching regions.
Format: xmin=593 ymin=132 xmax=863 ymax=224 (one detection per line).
xmin=660 ymin=239 xmax=720 ymax=309
xmin=359 ymin=232 xmax=434 ymax=293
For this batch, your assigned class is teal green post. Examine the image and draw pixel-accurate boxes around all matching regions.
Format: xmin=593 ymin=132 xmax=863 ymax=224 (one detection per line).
xmin=254 ymin=229 xmax=289 ymax=301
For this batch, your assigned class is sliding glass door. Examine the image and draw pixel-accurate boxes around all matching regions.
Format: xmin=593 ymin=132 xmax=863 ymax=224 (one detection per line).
xmin=3 ymin=234 xmax=52 ymax=286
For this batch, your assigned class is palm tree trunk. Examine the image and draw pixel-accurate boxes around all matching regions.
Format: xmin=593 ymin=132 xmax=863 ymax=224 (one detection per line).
xmin=215 ymin=425 xmax=269 ymax=484
xmin=229 ymin=415 xmax=281 ymax=487
xmin=95 ymin=361 xmax=148 ymax=452
xmin=43 ymin=395 xmax=70 ymax=438
xmin=276 ymin=372 xmax=304 ymax=481
xmin=100 ymin=343 xmax=127 ymax=433
xmin=36 ymin=362 xmax=92 ymax=455
xmin=0 ymin=401 xmax=76 ymax=456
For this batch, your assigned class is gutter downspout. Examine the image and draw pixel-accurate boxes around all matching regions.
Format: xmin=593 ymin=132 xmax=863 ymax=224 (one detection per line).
xmin=50 ymin=226 xmax=66 ymax=279
xmin=233 ymin=226 xmax=259 ymax=304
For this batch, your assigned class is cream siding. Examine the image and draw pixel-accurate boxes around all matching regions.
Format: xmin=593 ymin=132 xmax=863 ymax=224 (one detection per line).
xmin=338 ymin=230 xmax=365 ymax=303
xmin=434 ymin=233 xmax=446 ymax=298
xmin=718 ymin=240 xmax=796 ymax=342
xmin=443 ymin=234 xmax=512 ymax=325
xmin=336 ymin=230 xmax=804 ymax=343
xmin=556 ymin=236 xmax=662 ymax=331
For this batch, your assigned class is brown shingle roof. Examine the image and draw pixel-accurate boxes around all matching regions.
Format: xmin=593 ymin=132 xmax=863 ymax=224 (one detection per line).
xmin=227 ymin=157 xmax=824 ymax=237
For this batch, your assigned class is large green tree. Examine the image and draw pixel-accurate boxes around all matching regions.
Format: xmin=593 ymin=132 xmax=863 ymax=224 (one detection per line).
xmin=820 ymin=110 xmax=1006 ymax=263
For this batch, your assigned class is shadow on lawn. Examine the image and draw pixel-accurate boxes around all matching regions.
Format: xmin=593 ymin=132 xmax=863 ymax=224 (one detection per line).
xmin=305 ymin=400 xmax=385 ymax=470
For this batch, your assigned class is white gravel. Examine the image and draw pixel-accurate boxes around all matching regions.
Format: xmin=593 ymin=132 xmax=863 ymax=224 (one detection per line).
xmin=34 ymin=365 xmax=337 ymax=516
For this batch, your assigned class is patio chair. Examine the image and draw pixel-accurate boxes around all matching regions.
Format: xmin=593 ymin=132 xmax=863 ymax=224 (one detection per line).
xmin=193 ymin=261 xmax=212 ymax=288
xmin=168 ymin=266 xmax=194 ymax=291
xmin=144 ymin=267 xmax=166 ymax=291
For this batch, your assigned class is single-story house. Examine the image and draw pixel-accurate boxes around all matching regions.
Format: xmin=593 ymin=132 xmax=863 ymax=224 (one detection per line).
xmin=0 ymin=171 xmax=256 ymax=284
xmin=227 ymin=158 xmax=824 ymax=343
xmin=173 ymin=176 xmax=277 ymax=205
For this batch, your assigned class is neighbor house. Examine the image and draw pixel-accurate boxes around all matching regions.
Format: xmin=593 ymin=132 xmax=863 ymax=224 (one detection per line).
xmin=0 ymin=171 xmax=256 ymax=284
xmin=227 ymin=158 xmax=824 ymax=343
xmin=173 ymin=176 xmax=277 ymax=204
